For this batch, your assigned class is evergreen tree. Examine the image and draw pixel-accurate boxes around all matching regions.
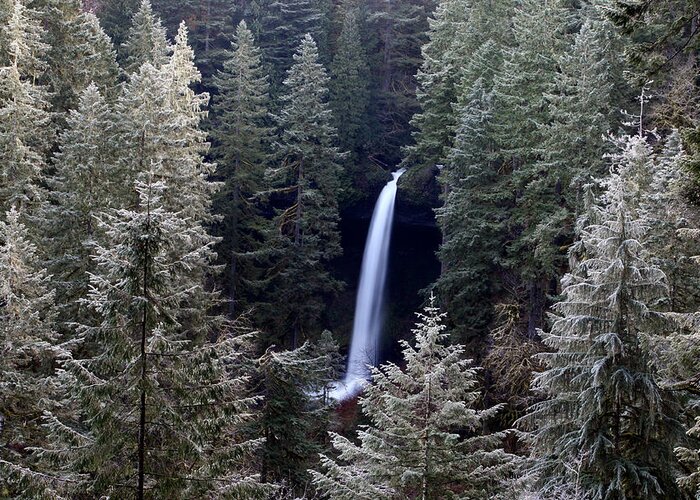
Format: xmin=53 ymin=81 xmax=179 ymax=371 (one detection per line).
xmin=262 ymin=34 xmax=345 ymax=346
xmin=366 ymin=0 xmax=431 ymax=163
xmin=122 ymin=0 xmax=170 ymax=74
xmin=492 ymin=0 xmax=573 ymax=336
xmin=42 ymin=179 xmax=267 ymax=498
xmin=43 ymin=84 xmax=123 ymax=327
xmin=118 ymin=22 xmax=215 ymax=223
xmin=254 ymin=0 xmax=326 ymax=92
xmin=517 ymin=134 xmax=685 ymax=499
xmin=0 ymin=0 xmax=52 ymax=217
xmin=312 ymin=296 xmax=516 ymax=499
xmin=0 ymin=207 xmax=65 ymax=499
xmin=404 ymin=0 xmax=470 ymax=171
xmin=540 ymin=16 xmax=626 ymax=200
xmin=329 ymin=7 xmax=370 ymax=164
xmin=210 ymin=20 xmax=271 ymax=316
xmin=0 ymin=0 xmax=47 ymax=79
xmin=434 ymin=79 xmax=507 ymax=341
xmin=258 ymin=336 xmax=341 ymax=495
xmin=34 ymin=0 xmax=120 ymax=112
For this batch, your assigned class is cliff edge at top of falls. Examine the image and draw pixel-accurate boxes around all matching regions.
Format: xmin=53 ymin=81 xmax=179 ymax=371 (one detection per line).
xmin=341 ymin=164 xmax=441 ymax=228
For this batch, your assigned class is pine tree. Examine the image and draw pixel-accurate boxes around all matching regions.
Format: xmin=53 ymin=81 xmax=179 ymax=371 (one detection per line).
xmin=0 ymin=0 xmax=52 ymax=217
xmin=330 ymin=7 xmax=370 ymax=164
xmin=210 ymin=20 xmax=271 ymax=316
xmin=258 ymin=336 xmax=341 ymax=495
xmin=312 ymin=296 xmax=516 ymax=499
xmin=0 ymin=207 xmax=65 ymax=499
xmin=122 ymin=0 xmax=170 ymax=74
xmin=262 ymin=34 xmax=345 ymax=346
xmin=43 ymin=84 xmax=123 ymax=327
xmin=42 ymin=179 xmax=267 ymax=498
xmin=517 ymin=134 xmax=685 ymax=499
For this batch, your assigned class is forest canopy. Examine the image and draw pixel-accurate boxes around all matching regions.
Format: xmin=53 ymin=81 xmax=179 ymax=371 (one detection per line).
xmin=2 ymin=0 xmax=700 ymax=498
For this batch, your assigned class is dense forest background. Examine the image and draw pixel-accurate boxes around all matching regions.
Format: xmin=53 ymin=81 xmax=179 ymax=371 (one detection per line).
xmin=3 ymin=0 xmax=700 ymax=498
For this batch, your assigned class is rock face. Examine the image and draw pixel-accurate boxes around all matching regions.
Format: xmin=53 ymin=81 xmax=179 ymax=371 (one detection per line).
xmin=342 ymin=164 xmax=441 ymax=228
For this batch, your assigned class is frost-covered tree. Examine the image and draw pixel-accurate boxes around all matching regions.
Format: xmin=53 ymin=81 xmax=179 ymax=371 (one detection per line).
xmin=42 ymin=179 xmax=268 ymax=498
xmin=122 ymin=0 xmax=170 ymax=73
xmin=518 ymin=134 xmax=685 ymax=500
xmin=0 ymin=207 xmax=65 ymax=499
xmin=43 ymin=84 xmax=122 ymax=327
xmin=258 ymin=335 xmax=342 ymax=495
xmin=0 ymin=0 xmax=52 ymax=217
xmin=262 ymin=34 xmax=345 ymax=346
xmin=312 ymin=296 xmax=516 ymax=499
xmin=330 ymin=7 xmax=370 ymax=164
xmin=34 ymin=0 xmax=119 ymax=112
xmin=210 ymin=20 xmax=271 ymax=316
xmin=0 ymin=0 xmax=47 ymax=79
xmin=118 ymin=22 xmax=215 ymax=223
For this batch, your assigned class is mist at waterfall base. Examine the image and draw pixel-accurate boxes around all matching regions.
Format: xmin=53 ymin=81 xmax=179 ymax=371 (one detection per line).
xmin=330 ymin=169 xmax=405 ymax=401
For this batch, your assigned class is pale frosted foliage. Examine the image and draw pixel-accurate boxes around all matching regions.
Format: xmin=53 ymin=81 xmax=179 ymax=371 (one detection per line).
xmin=0 ymin=0 xmax=47 ymax=78
xmin=43 ymin=84 xmax=122 ymax=324
xmin=0 ymin=0 xmax=52 ymax=216
xmin=312 ymin=297 xmax=515 ymax=499
xmin=518 ymin=133 xmax=683 ymax=499
xmin=118 ymin=24 xmax=215 ymax=224
xmin=0 ymin=207 xmax=65 ymax=498
xmin=122 ymin=0 xmax=169 ymax=73
xmin=41 ymin=179 xmax=267 ymax=498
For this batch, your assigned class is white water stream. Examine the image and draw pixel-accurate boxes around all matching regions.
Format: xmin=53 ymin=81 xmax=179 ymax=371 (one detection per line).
xmin=331 ymin=169 xmax=405 ymax=400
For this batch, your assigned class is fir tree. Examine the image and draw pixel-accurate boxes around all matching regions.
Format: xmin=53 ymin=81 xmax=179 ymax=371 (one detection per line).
xmin=434 ymin=79 xmax=507 ymax=341
xmin=329 ymin=7 xmax=370 ymax=164
xmin=0 ymin=0 xmax=52 ymax=217
xmin=254 ymin=0 xmax=326 ymax=92
xmin=259 ymin=336 xmax=342 ymax=495
xmin=262 ymin=34 xmax=345 ymax=346
xmin=311 ymin=296 xmax=516 ymax=499
xmin=404 ymin=0 xmax=470 ymax=171
xmin=210 ymin=19 xmax=271 ymax=316
xmin=122 ymin=0 xmax=170 ymax=74
xmin=35 ymin=0 xmax=120 ymax=112
xmin=43 ymin=84 xmax=122 ymax=327
xmin=0 ymin=207 xmax=65 ymax=499
xmin=0 ymin=0 xmax=47 ymax=80
xmin=517 ymin=134 xmax=685 ymax=499
xmin=492 ymin=0 xmax=573 ymax=336
xmin=42 ymin=179 xmax=267 ymax=498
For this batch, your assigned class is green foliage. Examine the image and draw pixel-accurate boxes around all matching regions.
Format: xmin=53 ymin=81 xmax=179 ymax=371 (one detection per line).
xmin=122 ymin=0 xmax=170 ymax=73
xmin=209 ymin=20 xmax=272 ymax=317
xmin=42 ymin=179 xmax=266 ymax=498
xmin=43 ymin=84 xmax=123 ymax=327
xmin=260 ymin=34 xmax=345 ymax=346
xmin=258 ymin=335 xmax=342 ymax=495
xmin=0 ymin=207 xmax=65 ymax=499
xmin=518 ymin=134 xmax=685 ymax=500
xmin=312 ymin=297 xmax=517 ymax=499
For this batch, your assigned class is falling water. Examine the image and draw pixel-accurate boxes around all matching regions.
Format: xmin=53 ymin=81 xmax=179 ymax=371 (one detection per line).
xmin=332 ymin=169 xmax=405 ymax=400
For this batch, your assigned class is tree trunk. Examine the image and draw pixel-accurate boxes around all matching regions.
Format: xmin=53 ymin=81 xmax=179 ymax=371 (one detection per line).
xmin=137 ymin=187 xmax=151 ymax=500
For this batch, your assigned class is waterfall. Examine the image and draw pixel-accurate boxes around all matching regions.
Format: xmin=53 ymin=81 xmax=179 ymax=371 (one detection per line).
xmin=332 ymin=169 xmax=405 ymax=400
